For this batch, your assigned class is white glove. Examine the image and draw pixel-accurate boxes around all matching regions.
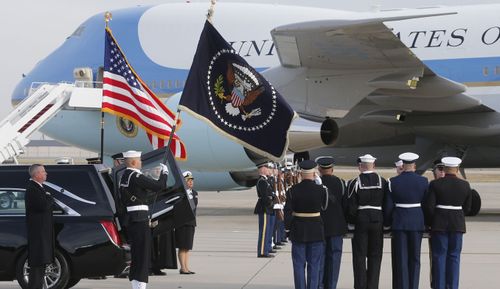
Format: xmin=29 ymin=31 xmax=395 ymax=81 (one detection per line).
xmin=159 ymin=163 xmax=169 ymax=175
xmin=314 ymin=173 xmax=322 ymax=185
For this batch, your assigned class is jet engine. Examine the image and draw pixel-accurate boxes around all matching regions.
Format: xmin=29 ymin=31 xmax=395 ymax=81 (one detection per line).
xmin=287 ymin=117 xmax=339 ymax=152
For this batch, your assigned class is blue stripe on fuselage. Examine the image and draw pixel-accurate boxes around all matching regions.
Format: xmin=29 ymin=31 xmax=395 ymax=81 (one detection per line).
xmin=424 ymin=56 xmax=500 ymax=83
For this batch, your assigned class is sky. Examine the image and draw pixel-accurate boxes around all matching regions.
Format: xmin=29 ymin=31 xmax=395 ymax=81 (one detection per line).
xmin=1 ymin=0 xmax=498 ymax=121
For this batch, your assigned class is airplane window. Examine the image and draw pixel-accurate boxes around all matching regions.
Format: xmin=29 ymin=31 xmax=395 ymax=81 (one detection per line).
xmin=0 ymin=190 xmax=26 ymax=214
xmin=160 ymin=80 xmax=165 ymax=89
xmin=496 ymin=66 xmax=500 ymax=75
xmin=151 ymin=80 xmax=157 ymax=89
xmin=168 ymin=80 xmax=172 ymax=89
xmin=175 ymin=80 xmax=181 ymax=88
xmin=483 ymin=67 xmax=489 ymax=76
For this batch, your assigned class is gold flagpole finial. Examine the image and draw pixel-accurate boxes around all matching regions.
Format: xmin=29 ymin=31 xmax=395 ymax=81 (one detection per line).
xmin=104 ymin=11 xmax=113 ymax=27
xmin=207 ymin=0 xmax=217 ymax=23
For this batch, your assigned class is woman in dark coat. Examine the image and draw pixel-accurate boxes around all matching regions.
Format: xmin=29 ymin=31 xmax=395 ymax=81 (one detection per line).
xmin=25 ymin=164 xmax=54 ymax=289
xmin=176 ymin=171 xmax=198 ymax=274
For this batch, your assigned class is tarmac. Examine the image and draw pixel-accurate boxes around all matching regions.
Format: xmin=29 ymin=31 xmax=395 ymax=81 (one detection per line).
xmin=2 ymin=180 xmax=499 ymax=289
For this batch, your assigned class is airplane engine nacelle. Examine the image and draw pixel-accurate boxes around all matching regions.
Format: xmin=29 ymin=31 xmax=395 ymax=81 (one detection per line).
xmin=288 ymin=118 xmax=339 ymax=152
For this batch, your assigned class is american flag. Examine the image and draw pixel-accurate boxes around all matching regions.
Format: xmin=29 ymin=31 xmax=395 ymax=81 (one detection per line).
xmin=102 ymin=28 xmax=186 ymax=160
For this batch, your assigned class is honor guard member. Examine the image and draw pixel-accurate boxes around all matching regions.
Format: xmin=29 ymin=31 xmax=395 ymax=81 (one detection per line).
xmin=390 ymin=158 xmax=404 ymax=289
xmin=25 ymin=164 xmax=54 ymax=289
xmin=120 ymin=151 xmax=168 ymax=289
xmin=385 ymin=153 xmax=429 ymax=289
xmin=254 ymin=162 xmax=275 ymax=257
xmin=284 ymin=160 xmax=328 ymax=289
xmin=424 ymin=157 xmax=472 ymax=289
xmin=316 ymin=156 xmax=347 ymax=289
xmin=345 ymin=154 xmax=389 ymax=289
xmin=428 ymin=159 xmax=445 ymax=288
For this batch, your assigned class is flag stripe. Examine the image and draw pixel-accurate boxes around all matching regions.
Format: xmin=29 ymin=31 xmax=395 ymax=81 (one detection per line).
xmin=102 ymin=87 xmax=173 ymax=129
xmin=103 ymin=74 xmax=176 ymax=124
xmin=102 ymin=103 xmax=175 ymax=137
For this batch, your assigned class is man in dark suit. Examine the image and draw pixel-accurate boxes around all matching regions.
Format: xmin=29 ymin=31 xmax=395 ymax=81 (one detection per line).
xmin=25 ymin=164 xmax=54 ymax=289
xmin=345 ymin=154 xmax=389 ymax=289
xmin=119 ymin=151 xmax=168 ymax=289
xmin=316 ymin=156 xmax=347 ymax=289
xmin=385 ymin=152 xmax=429 ymax=289
xmin=284 ymin=160 xmax=328 ymax=289
xmin=424 ymin=157 xmax=472 ymax=289
xmin=254 ymin=162 xmax=275 ymax=258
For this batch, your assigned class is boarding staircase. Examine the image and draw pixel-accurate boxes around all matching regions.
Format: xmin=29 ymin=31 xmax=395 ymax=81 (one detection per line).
xmin=0 ymin=83 xmax=74 ymax=163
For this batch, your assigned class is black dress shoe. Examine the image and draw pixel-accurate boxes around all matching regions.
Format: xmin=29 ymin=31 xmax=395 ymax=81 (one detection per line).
xmin=269 ymin=249 xmax=277 ymax=253
xmin=257 ymin=254 xmax=275 ymax=258
xmin=188 ymin=271 xmax=195 ymax=274
xmin=180 ymin=270 xmax=191 ymax=274
xmin=151 ymin=270 xmax=166 ymax=276
xmin=273 ymin=245 xmax=282 ymax=250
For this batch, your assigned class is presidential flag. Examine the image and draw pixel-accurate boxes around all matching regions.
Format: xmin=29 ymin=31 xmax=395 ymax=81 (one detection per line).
xmin=102 ymin=27 xmax=186 ymax=160
xmin=178 ymin=21 xmax=297 ymax=161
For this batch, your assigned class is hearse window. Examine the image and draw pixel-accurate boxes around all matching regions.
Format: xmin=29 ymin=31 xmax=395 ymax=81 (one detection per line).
xmin=0 ymin=189 xmax=26 ymax=214
xmin=142 ymin=162 xmax=176 ymax=188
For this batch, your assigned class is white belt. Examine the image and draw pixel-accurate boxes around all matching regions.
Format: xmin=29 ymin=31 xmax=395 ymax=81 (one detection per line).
xmin=127 ymin=205 xmax=149 ymax=212
xmin=358 ymin=206 xmax=382 ymax=210
xmin=436 ymin=205 xmax=462 ymax=210
xmin=395 ymin=203 xmax=421 ymax=208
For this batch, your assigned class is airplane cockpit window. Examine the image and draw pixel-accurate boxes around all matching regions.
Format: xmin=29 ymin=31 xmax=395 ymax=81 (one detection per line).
xmin=70 ymin=25 xmax=85 ymax=38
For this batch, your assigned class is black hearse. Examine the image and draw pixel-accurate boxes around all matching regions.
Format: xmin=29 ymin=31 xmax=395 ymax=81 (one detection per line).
xmin=0 ymin=148 xmax=194 ymax=289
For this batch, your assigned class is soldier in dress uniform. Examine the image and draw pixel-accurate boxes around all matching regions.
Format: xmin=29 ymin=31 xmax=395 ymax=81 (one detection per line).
xmin=254 ymin=162 xmax=275 ymax=258
xmin=391 ymin=158 xmax=404 ymax=289
xmin=25 ymin=164 xmax=54 ymax=289
xmin=428 ymin=159 xmax=445 ymax=288
xmin=284 ymin=160 xmax=328 ymax=289
xmin=385 ymin=153 xmax=429 ymax=289
xmin=119 ymin=151 xmax=169 ymax=289
xmin=345 ymin=154 xmax=389 ymax=289
xmin=423 ymin=157 xmax=472 ymax=289
xmin=315 ymin=156 xmax=347 ymax=289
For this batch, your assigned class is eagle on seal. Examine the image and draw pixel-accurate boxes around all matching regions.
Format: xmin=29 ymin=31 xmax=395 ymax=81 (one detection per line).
xmin=219 ymin=62 xmax=265 ymax=120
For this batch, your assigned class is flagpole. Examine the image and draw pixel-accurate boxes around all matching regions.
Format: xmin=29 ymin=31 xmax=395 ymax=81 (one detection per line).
xmin=100 ymin=12 xmax=112 ymax=164
xmin=207 ymin=0 xmax=217 ymax=23
xmin=164 ymin=109 xmax=182 ymax=161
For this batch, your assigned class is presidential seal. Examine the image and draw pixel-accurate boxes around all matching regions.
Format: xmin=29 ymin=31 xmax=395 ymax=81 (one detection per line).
xmin=207 ymin=49 xmax=277 ymax=131
xmin=116 ymin=117 xmax=138 ymax=138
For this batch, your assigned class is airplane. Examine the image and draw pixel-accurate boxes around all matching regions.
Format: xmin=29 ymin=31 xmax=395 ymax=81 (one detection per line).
xmin=8 ymin=3 xmax=500 ymax=207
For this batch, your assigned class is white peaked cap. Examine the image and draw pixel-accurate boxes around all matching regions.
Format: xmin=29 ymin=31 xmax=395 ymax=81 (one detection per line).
xmin=394 ymin=160 xmax=403 ymax=167
xmin=441 ymin=157 xmax=462 ymax=167
xmin=359 ymin=154 xmax=377 ymax=163
xmin=123 ymin=150 xmax=142 ymax=158
xmin=399 ymin=152 xmax=419 ymax=163
xmin=183 ymin=171 xmax=194 ymax=179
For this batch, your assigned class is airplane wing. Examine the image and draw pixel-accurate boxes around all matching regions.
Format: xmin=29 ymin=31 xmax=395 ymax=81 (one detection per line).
xmin=267 ymin=12 xmax=481 ymax=120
